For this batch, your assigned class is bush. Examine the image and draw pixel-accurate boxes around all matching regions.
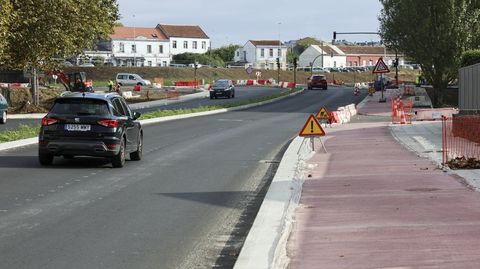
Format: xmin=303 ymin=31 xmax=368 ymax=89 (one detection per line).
xmin=460 ymin=49 xmax=480 ymax=67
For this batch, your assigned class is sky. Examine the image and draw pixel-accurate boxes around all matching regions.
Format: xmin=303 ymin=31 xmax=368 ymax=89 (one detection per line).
xmin=117 ymin=0 xmax=384 ymax=48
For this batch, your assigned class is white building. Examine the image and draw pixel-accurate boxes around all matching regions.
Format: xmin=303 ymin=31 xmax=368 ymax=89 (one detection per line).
xmin=298 ymin=44 xmax=347 ymax=69
xmin=109 ymin=27 xmax=171 ymax=67
xmin=157 ymin=24 xmax=210 ymax=56
xmin=234 ymin=40 xmax=288 ymax=70
xmin=84 ymin=24 xmax=211 ymax=67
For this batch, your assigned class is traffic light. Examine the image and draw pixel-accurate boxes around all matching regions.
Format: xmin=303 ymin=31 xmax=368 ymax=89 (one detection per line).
xmin=333 ymin=31 xmax=337 ymax=40
xmin=276 ymin=57 xmax=280 ymax=69
xmin=393 ymin=58 xmax=399 ymax=67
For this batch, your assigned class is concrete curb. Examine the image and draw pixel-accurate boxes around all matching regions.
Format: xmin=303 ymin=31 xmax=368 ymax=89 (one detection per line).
xmin=234 ymin=136 xmax=314 ymax=269
xmin=0 ymin=89 xmax=304 ymax=151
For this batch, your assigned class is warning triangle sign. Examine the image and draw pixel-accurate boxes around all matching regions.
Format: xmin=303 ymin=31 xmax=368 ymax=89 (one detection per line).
xmin=299 ymin=114 xmax=326 ymax=137
xmin=316 ymin=107 xmax=330 ymax=120
xmin=372 ymin=57 xmax=390 ymax=74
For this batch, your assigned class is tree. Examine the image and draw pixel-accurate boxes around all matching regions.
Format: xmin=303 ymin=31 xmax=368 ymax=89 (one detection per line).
xmin=379 ymin=0 xmax=480 ymax=106
xmin=0 ymin=0 xmax=13 ymax=64
xmin=210 ymin=44 xmax=241 ymax=63
xmin=3 ymin=0 xmax=119 ymax=104
xmin=296 ymin=37 xmax=321 ymax=55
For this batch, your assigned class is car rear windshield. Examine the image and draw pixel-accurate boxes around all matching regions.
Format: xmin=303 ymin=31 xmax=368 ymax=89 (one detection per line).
xmin=214 ymin=81 xmax=229 ymax=87
xmin=50 ymin=98 xmax=110 ymax=116
xmin=312 ymin=76 xmax=326 ymax=81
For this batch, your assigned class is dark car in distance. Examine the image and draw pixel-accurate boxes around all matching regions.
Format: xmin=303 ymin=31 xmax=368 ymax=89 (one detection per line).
xmin=38 ymin=92 xmax=143 ymax=168
xmin=210 ymin=79 xmax=235 ymax=99
xmin=307 ymin=75 xmax=328 ymax=90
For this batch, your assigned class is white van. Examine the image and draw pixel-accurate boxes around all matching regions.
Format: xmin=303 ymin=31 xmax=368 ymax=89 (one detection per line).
xmin=116 ymin=73 xmax=151 ymax=86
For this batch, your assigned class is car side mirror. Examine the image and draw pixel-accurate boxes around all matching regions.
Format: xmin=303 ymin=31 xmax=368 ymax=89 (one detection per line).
xmin=132 ymin=111 xmax=141 ymax=120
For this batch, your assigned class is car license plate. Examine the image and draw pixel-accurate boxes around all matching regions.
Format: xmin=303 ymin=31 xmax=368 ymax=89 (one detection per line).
xmin=65 ymin=124 xmax=91 ymax=131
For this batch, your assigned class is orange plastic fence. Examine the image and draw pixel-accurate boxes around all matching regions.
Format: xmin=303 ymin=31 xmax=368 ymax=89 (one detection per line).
xmin=442 ymin=116 xmax=480 ymax=164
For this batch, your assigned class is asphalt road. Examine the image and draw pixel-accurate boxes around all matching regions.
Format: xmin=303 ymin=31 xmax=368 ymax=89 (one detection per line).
xmin=0 ymin=86 xmax=288 ymax=132
xmin=0 ymin=86 xmax=366 ymax=268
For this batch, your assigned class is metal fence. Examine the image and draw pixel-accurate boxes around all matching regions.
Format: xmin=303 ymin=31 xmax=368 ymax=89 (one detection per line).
xmin=459 ymin=63 xmax=480 ymax=112
xmin=442 ymin=115 xmax=480 ymax=165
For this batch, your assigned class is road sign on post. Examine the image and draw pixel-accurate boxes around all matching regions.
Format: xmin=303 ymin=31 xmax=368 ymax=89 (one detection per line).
xmin=372 ymin=57 xmax=390 ymax=74
xmin=372 ymin=57 xmax=389 ymax=103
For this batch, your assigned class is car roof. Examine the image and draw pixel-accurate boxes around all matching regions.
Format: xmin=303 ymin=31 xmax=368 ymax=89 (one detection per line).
xmin=57 ymin=92 xmax=120 ymax=101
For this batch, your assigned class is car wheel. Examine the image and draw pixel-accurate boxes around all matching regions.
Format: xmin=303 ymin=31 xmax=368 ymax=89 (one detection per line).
xmin=210 ymin=95 xmax=214 ymax=100
xmin=308 ymin=86 xmax=312 ymax=90
xmin=39 ymin=152 xmax=54 ymax=165
xmin=232 ymin=92 xmax=235 ymax=98
xmin=111 ymin=138 xmax=126 ymax=168
xmin=0 ymin=111 xmax=6 ymax=124
xmin=130 ymin=132 xmax=143 ymax=161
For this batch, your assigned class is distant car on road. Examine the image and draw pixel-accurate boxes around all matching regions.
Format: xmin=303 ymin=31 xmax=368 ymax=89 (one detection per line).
xmin=38 ymin=92 xmax=143 ymax=168
xmin=78 ymin=63 xmax=95 ymax=67
xmin=209 ymin=79 xmax=235 ymax=99
xmin=307 ymin=75 xmax=328 ymax=90
xmin=0 ymin=92 xmax=7 ymax=124
xmin=116 ymin=73 xmax=151 ymax=86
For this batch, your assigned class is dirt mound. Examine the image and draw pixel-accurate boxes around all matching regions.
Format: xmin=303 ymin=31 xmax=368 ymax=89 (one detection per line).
xmin=6 ymin=88 xmax=62 ymax=113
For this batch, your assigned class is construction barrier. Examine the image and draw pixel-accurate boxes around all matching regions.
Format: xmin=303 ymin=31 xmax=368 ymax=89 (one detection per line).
xmin=391 ymin=96 xmax=413 ymax=124
xmin=442 ymin=115 xmax=480 ymax=166
xmin=174 ymin=81 xmax=200 ymax=88
xmin=415 ymin=108 xmax=458 ymax=121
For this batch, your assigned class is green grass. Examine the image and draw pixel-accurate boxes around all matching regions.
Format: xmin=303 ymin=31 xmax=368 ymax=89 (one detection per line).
xmin=0 ymin=88 xmax=301 ymax=143
xmin=0 ymin=125 xmax=40 ymax=143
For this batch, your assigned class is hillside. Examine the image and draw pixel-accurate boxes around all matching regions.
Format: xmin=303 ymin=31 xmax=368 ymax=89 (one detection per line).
xmin=64 ymin=66 xmax=418 ymax=85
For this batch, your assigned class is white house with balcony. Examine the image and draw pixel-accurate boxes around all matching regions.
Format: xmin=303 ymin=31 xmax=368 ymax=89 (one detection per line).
xmin=105 ymin=27 xmax=171 ymax=67
xmin=298 ymin=44 xmax=347 ymax=69
xmin=234 ymin=40 xmax=288 ymax=70
xmin=157 ymin=24 xmax=210 ymax=55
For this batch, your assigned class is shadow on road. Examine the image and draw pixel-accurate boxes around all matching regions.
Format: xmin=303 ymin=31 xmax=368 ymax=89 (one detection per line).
xmin=0 ymin=155 xmax=113 ymax=169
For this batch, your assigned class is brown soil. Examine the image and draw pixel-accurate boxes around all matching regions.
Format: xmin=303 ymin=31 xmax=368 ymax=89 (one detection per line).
xmin=6 ymin=87 xmax=197 ymax=113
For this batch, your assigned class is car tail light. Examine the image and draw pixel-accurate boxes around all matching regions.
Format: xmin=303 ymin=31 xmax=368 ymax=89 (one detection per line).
xmin=38 ymin=140 xmax=49 ymax=145
xmin=41 ymin=117 xmax=58 ymax=126
xmin=105 ymin=144 xmax=118 ymax=149
xmin=97 ymin=119 xmax=119 ymax=128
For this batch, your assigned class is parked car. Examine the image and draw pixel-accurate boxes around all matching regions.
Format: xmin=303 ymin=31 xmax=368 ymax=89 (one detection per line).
xmin=0 ymin=93 xmax=8 ymax=124
xmin=78 ymin=63 xmax=95 ymax=67
xmin=307 ymin=75 xmax=328 ymax=90
xmin=38 ymin=92 xmax=143 ymax=168
xmin=116 ymin=73 xmax=151 ymax=86
xmin=209 ymin=79 xmax=235 ymax=99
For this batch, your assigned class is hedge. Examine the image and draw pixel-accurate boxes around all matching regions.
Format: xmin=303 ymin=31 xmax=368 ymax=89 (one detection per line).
xmin=461 ymin=49 xmax=480 ymax=67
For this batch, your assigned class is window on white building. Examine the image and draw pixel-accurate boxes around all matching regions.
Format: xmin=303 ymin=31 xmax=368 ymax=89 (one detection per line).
xmin=183 ymin=41 xmax=188 ymax=49
xmin=193 ymin=41 xmax=197 ymax=49
xmin=119 ymin=43 xmax=124 ymax=53
xmin=202 ymin=41 xmax=206 ymax=49
xmin=173 ymin=41 xmax=177 ymax=49
xmin=278 ymin=49 xmax=281 ymax=58
xmin=131 ymin=44 xmax=136 ymax=53
xmin=148 ymin=61 xmax=152 ymax=66
xmin=147 ymin=45 xmax=152 ymax=54
xmin=269 ymin=49 xmax=273 ymax=57
xmin=260 ymin=49 xmax=264 ymax=57
xmin=159 ymin=45 xmax=163 ymax=54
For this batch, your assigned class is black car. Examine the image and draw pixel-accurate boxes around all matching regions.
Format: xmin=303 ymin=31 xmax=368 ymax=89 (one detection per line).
xmin=38 ymin=92 xmax=143 ymax=168
xmin=209 ymin=79 xmax=235 ymax=99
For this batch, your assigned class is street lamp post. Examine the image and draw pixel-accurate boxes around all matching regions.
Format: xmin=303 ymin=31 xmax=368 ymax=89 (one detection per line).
xmin=277 ymin=22 xmax=281 ymax=83
xmin=133 ymin=14 xmax=136 ymax=67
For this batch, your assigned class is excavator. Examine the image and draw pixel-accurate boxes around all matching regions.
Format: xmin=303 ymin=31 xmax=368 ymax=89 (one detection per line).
xmin=47 ymin=71 xmax=94 ymax=92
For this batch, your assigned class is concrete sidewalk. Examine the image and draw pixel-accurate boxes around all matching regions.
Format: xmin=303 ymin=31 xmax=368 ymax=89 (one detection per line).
xmin=286 ymin=91 xmax=480 ymax=268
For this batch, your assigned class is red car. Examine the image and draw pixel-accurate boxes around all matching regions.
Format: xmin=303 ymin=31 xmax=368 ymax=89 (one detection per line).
xmin=307 ymin=75 xmax=328 ymax=90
